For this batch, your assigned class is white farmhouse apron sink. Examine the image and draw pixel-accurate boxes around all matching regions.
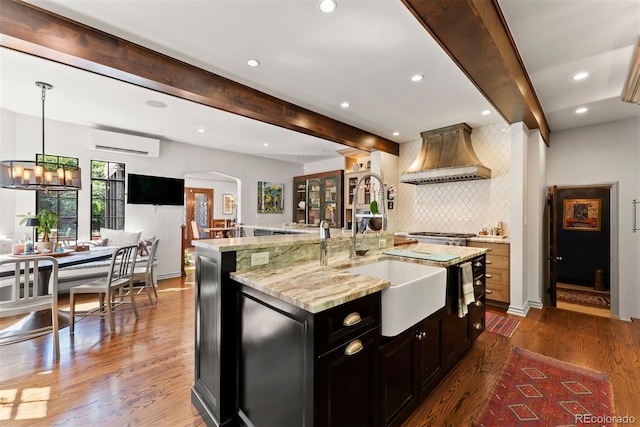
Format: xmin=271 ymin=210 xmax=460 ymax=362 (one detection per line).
xmin=346 ymin=260 xmax=447 ymax=337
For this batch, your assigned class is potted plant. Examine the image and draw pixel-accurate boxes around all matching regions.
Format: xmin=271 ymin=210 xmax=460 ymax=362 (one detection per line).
xmin=368 ymin=200 xmax=383 ymax=231
xmin=18 ymin=209 xmax=59 ymax=252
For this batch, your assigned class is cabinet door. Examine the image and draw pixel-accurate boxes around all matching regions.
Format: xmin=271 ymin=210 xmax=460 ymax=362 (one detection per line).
xmin=316 ymin=328 xmax=379 ymax=427
xmin=417 ymin=309 xmax=445 ymax=399
xmin=443 ymin=265 xmax=472 ymax=370
xmin=379 ymin=329 xmax=419 ymax=427
xmin=294 ymin=179 xmax=307 ymax=224
xmin=307 ymin=178 xmax=322 ymax=225
xmin=323 ymin=176 xmax=339 ymax=226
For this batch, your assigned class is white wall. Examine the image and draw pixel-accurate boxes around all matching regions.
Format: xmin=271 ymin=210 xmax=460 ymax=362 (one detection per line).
xmin=303 ymin=157 xmax=344 ymax=175
xmin=0 ymin=110 xmax=304 ymax=278
xmin=547 ymin=117 xmax=640 ymax=320
xmin=0 ymin=109 xmax=17 ymax=234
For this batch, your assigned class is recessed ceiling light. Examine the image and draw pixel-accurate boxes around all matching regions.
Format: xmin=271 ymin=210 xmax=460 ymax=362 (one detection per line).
xmin=576 ymin=107 xmax=588 ymax=114
xmin=319 ymin=0 xmax=337 ymax=13
xmin=246 ymin=59 xmax=260 ymax=67
xmin=197 ymin=128 xmax=206 ymax=133
xmin=340 ymin=101 xmax=350 ymax=108
xmin=145 ymin=100 xmax=167 ymax=108
xmin=411 ymin=74 xmax=424 ymax=82
xmin=481 ymin=110 xmax=491 ymax=116
xmin=573 ymin=72 xmax=589 ymax=80
xmin=392 ymin=131 xmax=400 ymax=136
xmin=263 ymin=143 xmax=269 ymax=147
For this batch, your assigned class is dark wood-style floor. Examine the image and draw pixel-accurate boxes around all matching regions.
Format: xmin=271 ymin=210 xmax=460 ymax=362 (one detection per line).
xmin=1 ymin=275 xmax=638 ymax=426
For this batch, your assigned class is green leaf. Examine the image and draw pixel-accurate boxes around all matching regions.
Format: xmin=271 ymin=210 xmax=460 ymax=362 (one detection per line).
xmin=370 ymin=200 xmax=379 ymax=214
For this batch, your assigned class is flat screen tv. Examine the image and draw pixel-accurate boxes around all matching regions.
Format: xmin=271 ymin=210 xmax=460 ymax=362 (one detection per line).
xmin=127 ymin=173 xmax=184 ymax=206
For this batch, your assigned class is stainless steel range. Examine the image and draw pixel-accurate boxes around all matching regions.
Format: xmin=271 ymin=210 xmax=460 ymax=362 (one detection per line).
xmin=406 ymin=232 xmax=475 ymax=246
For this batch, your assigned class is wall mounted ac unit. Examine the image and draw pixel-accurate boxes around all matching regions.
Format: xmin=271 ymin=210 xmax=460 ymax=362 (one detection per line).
xmin=90 ymin=129 xmax=160 ymax=157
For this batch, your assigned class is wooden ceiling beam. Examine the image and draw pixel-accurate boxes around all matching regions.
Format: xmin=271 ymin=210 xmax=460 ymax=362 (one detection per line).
xmin=0 ymin=0 xmax=399 ymax=156
xmin=402 ymin=0 xmax=551 ymax=145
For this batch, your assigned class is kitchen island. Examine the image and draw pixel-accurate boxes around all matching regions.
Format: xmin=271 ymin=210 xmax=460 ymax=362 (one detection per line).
xmin=190 ymin=233 xmax=487 ymax=427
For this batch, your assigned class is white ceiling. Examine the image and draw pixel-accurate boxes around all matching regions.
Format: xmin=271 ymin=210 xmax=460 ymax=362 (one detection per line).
xmin=1 ymin=0 xmax=639 ymax=165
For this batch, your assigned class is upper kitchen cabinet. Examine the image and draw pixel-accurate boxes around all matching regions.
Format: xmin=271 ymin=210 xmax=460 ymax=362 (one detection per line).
xmin=293 ymin=170 xmax=344 ymax=228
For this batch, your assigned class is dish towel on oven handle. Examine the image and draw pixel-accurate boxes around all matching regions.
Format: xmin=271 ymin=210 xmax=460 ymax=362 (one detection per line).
xmin=458 ymin=262 xmax=475 ymax=318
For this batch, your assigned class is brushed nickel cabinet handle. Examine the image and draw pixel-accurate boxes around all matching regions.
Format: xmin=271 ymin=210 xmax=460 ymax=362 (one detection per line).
xmin=344 ymin=340 xmax=363 ymax=356
xmin=474 ymin=262 xmax=483 ymax=267
xmin=473 ymin=323 xmax=483 ymax=330
xmin=486 ymin=260 xmax=492 ymax=264
xmin=475 ymin=300 xmax=483 ymax=307
xmin=474 ymin=280 xmax=483 ymax=287
xmin=485 ymin=274 xmax=493 ymax=278
xmin=343 ymin=312 xmax=362 ymax=327
xmin=486 ymin=289 xmax=493 ymax=294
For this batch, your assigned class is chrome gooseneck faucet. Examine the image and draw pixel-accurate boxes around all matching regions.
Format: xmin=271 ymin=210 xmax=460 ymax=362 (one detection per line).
xmin=350 ymin=172 xmax=386 ymax=259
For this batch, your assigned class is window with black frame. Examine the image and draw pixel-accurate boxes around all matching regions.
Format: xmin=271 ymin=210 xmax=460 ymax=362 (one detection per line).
xmin=91 ymin=160 xmax=125 ymax=238
xmin=36 ymin=154 xmax=79 ymax=244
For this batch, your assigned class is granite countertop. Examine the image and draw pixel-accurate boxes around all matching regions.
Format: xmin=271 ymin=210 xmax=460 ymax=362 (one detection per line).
xmin=194 ymin=229 xmax=367 ymax=252
xmin=231 ymin=243 xmax=487 ymax=314
xmin=467 ymin=235 xmax=511 ymax=244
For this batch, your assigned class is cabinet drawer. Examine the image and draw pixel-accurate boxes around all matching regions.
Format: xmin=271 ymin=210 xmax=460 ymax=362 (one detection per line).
xmin=486 ymin=283 xmax=510 ymax=303
xmin=485 ymin=255 xmax=509 ymax=270
xmin=485 ymin=267 xmax=509 ymax=286
xmin=468 ymin=241 xmax=509 ymax=256
xmin=469 ymin=296 xmax=485 ymax=341
xmin=315 ymin=292 xmax=380 ymax=356
xmin=471 ymin=255 xmax=485 ymax=275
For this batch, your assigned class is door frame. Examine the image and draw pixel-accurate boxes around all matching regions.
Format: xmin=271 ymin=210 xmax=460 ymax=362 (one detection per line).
xmin=544 ymin=182 xmax=619 ymax=316
xmin=185 ymin=187 xmax=214 ymax=245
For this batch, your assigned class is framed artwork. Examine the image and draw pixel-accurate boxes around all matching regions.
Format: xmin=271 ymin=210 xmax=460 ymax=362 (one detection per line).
xmin=563 ymin=198 xmax=601 ymax=231
xmin=222 ymin=194 xmax=234 ymax=215
xmin=257 ymin=181 xmax=284 ymax=213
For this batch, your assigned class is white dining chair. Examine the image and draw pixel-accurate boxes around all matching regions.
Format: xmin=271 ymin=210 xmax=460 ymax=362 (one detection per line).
xmin=131 ymin=239 xmax=160 ymax=306
xmin=0 ymin=256 xmax=60 ymax=359
xmin=69 ymin=245 xmax=138 ymax=334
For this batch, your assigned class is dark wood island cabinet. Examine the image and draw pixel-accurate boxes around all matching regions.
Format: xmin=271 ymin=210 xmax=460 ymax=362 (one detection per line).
xmin=191 ymin=240 xmax=486 ymax=427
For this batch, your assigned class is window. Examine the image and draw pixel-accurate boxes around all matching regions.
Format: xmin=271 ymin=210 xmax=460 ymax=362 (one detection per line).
xmin=36 ymin=155 xmax=78 ymax=243
xmin=91 ymin=160 xmax=125 ymax=237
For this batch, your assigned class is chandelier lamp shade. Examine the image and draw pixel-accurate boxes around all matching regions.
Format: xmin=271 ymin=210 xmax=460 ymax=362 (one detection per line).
xmin=0 ymin=81 xmax=81 ymax=191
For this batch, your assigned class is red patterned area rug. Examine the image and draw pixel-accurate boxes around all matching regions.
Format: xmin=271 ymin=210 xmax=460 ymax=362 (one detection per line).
xmin=557 ymin=288 xmax=611 ymax=308
xmin=475 ymin=347 xmax=614 ymax=427
xmin=485 ymin=312 xmax=520 ymax=338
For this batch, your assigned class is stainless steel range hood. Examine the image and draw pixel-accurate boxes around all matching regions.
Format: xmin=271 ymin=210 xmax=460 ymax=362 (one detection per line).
xmin=400 ymin=123 xmax=491 ymax=184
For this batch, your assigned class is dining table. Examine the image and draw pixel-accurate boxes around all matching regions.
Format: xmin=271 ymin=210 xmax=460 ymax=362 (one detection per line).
xmin=201 ymin=227 xmax=236 ymax=238
xmin=0 ymin=247 xmax=118 ymax=338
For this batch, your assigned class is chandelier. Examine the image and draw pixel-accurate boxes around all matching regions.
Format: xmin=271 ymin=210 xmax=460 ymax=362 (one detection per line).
xmin=0 ymin=81 xmax=82 ymax=191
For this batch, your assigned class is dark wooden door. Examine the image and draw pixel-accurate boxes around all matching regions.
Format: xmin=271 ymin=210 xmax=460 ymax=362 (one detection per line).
xmin=316 ymin=328 xmax=379 ymax=427
xmin=379 ymin=328 xmax=418 ymax=427
xmin=443 ymin=265 xmax=471 ymax=370
xmin=546 ymin=185 xmax=559 ymax=306
xmin=417 ymin=309 xmax=445 ymax=399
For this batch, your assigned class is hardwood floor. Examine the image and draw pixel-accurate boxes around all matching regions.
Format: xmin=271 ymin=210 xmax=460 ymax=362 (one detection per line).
xmin=0 ymin=276 xmax=205 ymax=426
xmin=557 ymin=282 xmax=612 ymax=318
xmin=1 ymin=276 xmax=638 ymax=426
xmin=402 ymin=306 xmax=640 ymax=427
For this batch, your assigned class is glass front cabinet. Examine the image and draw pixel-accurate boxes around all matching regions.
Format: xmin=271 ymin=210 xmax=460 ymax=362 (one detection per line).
xmin=293 ymin=170 xmax=344 ymax=228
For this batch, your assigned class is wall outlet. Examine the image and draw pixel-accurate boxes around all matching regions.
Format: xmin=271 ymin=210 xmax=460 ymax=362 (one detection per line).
xmin=378 ymin=238 xmax=387 ymax=248
xmin=251 ymin=252 xmax=269 ymax=266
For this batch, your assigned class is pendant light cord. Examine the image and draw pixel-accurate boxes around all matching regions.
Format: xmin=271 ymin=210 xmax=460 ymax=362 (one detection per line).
xmin=41 ymin=83 xmax=46 ymax=157
xmin=35 ymin=81 xmax=52 ymax=162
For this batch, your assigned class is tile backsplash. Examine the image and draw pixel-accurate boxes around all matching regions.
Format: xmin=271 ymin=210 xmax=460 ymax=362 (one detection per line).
xmin=396 ymin=123 xmax=511 ymax=236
